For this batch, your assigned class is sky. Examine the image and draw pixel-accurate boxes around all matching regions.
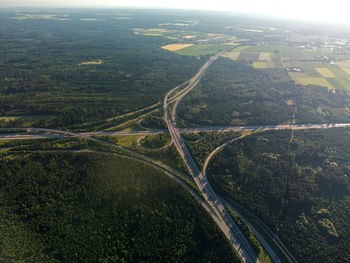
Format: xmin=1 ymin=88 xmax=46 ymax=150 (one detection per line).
xmin=1 ymin=0 xmax=350 ymax=24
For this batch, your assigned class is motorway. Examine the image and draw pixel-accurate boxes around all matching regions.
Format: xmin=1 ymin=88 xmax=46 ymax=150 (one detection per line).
xmin=182 ymin=122 xmax=350 ymax=133
xmin=163 ymin=50 xmax=261 ymax=263
xmin=3 ymin=123 xmax=350 ymax=141
xmin=3 ymin=57 xmax=350 ymax=263
xmin=202 ymin=134 xmax=296 ymax=263
xmin=2 ymin=52 xmax=350 ymax=262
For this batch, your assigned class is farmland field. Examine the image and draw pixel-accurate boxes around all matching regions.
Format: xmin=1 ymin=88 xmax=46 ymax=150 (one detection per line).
xmin=80 ymin=60 xmax=103 ymax=65
xmin=175 ymin=44 xmax=230 ymax=56
xmin=315 ymin=68 xmax=336 ymax=78
xmin=162 ymin=44 xmax=194 ymax=51
xmin=295 ymin=77 xmax=334 ymax=89
xmin=238 ymin=52 xmax=259 ymax=61
xmin=258 ymin=52 xmax=271 ymax=61
xmin=222 ymin=52 xmax=240 ymax=60
xmin=221 ymin=46 xmax=249 ymax=60
xmin=252 ymin=62 xmax=267 ymax=69
xmin=285 ymin=60 xmax=350 ymax=90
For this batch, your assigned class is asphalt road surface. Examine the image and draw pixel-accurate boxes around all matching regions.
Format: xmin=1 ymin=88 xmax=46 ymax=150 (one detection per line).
xmin=163 ymin=51 xmax=261 ymax=263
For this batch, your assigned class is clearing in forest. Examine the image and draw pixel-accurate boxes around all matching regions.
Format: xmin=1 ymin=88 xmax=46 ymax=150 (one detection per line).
xmin=80 ymin=60 xmax=103 ymax=65
xmin=175 ymin=44 xmax=229 ymax=56
xmin=162 ymin=44 xmax=194 ymax=51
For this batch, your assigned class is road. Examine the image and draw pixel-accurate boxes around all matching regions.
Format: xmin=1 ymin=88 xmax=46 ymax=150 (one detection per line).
xmin=171 ymin=51 xmax=228 ymax=123
xmin=3 ymin=64 xmax=350 ymax=263
xmin=0 ymin=128 xmax=164 ymax=140
xmin=0 ymin=133 xmax=65 ymax=140
xmin=202 ymin=134 xmax=297 ymax=263
xmin=222 ymin=199 xmax=288 ymax=263
xmin=164 ymin=50 xmax=261 ymax=263
xmin=3 ymin=52 xmax=350 ymax=262
xmin=182 ymin=122 xmax=350 ymax=133
xmin=3 ymin=122 xmax=350 ymax=141
xmin=225 ymin=198 xmax=298 ymax=263
xmin=106 ymin=102 xmax=160 ymax=121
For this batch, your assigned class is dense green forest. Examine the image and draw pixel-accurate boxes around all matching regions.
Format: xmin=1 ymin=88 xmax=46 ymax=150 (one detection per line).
xmin=183 ymin=131 xmax=241 ymax=169
xmin=140 ymin=109 xmax=167 ymax=129
xmin=0 ymin=152 xmax=241 ymax=262
xmin=0 ymin=10 xmax=206 ymax=128
xmin=178 ymin=58 xmax=350 ymax=126
xmin=208 ymin=128 xmax=350 ymax=263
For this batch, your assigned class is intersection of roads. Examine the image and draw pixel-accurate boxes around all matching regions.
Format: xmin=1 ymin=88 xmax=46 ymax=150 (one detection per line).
xmin=3 ymin=51 xmax=350 ymax=263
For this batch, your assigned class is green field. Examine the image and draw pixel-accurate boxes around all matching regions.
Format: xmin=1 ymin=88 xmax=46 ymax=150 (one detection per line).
xmin=285 ymin=61 xmax=350 ymax=90
xmin=222 ymin=51 xmax=241 ymax=60
xmin=296 ymin=77 xmax=334 ymax=89
xmin=222 ymin=46 xmax=277 ymax=68
xmin=176 ymin=44 xmax=230 ymax=56
xmin=221 ymin=46 xmax=249 ymax=60
xmin=315 ymin=68 xmax=336 ymax=78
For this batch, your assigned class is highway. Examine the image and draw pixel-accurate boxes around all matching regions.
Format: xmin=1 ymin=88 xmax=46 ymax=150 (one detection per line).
xmin=3 ymin=122 xmax=350 ymax=141
xmin=164 ymin=51 xmax=261 ymax=263
xmin=3 ymin=70 xmax=350 ymax=263
xmin=202 ymin=134 xmax=297 ymax=263
xmin=0 ymin=133 xmax=65 ymax=140
xmin=182 ymin=122 xmax=350 ymax=133
xmin=2 ymin=51 xmax=349 ymax=262
xmin=106 ymin=102 xmax=160 ymax=121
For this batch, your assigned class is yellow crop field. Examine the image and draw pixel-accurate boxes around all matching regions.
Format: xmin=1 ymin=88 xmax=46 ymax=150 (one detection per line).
xmin=80 ymin=18 xmax=100 ymax=21
xmin=161 ymin=44 xmax=194 ymax=51
xmin=253 ymin=62 xmax=267 ymax=69
xmin=285 ymin=100 xmax=295 ymax=106
xmin=80 ymin=60 xmax=103 ymax=65
xmin=315 ymin=68 xmax=336 ymax=78
xmin=12 ymin=14 xmax=68 ymax=20
xmin=0 ymin=116 xmax=20 ymax=122
xmin=143 ymin=33 xmax=162 ymax=36
xmin=296 ymin=77 xmax=334 ymax=90
xmin=147 ymin=28 xmax=168 ymax=32
xmin=183 ymin=35 xmax=195 ymax=39
xmin=259 ymin=52 xmax=271 ymax=61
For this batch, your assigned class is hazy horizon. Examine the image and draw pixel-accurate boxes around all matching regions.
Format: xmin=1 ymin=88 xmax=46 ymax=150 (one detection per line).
xmin=1 ymin=0 xmax=350 ymax=25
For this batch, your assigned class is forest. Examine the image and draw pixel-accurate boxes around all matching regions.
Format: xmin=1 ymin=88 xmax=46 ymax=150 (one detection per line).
xmin=178 ymin=58 xmax=350 ymax=127
xmin=208 ymin=128 xmax=350 ymax=263
xmin=0 ymin=151 xmax=241 ymax=262
xmin=183 ymin=131 xmax=241 ymax=169
xmin=0 ymin=10 xmax=206 ymax=128
xmin=2 ymin=8 xmax=350 ymax=263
